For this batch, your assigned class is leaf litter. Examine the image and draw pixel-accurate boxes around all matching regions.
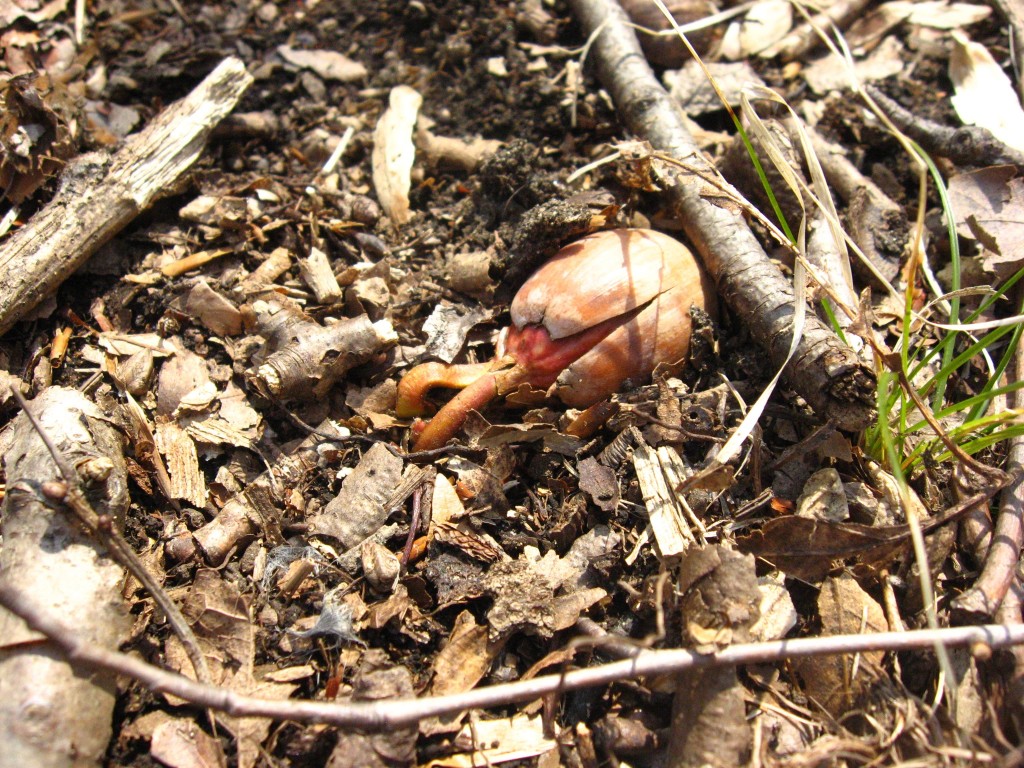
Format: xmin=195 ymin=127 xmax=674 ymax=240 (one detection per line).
xmin=0 ymin=0 xmax=1022 ymax=766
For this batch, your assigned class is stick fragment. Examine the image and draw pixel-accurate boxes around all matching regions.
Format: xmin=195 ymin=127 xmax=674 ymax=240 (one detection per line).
xmin=0 ymin=58 xmax=253 ymax=336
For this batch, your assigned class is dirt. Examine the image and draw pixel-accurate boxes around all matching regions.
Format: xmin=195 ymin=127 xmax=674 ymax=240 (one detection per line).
xmin=1 ymin=0 xmax=1022 ymax=766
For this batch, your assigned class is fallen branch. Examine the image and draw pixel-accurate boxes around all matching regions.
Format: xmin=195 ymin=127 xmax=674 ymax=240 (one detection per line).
xmin=953 ymin=328 xmax=1024 ymax=618
xmin=1 ymin=578 xmax=1021 ymax=732
xmin=568 ymin=0 xmax=876 ymax=431
xmin=0 ymin=57 xmax=253 ymax=336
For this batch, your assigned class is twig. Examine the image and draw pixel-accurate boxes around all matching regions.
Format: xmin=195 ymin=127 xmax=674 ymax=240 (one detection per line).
xmin=12 ymin=389 xmax=212 ymax=686
xmin=0 ymin=57 xmax=252 ymax=336
xmin=567 ymin=0 xmax=876 ymax=431
xmin=866 ymin=85 xmax=1024 ymax=169
xmin=2 ymin=579 xmax=1022 ymax=731
xmin=952 ymin=335 xmax=1024 ymax=617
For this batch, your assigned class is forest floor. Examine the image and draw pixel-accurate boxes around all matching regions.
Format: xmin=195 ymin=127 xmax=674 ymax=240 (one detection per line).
xmin=2 ymin=0 xmax=1024 ymax=766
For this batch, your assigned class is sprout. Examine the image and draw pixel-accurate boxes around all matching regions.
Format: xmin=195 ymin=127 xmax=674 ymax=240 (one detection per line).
xmin=398 ymin=228 xmax=716 ymax=450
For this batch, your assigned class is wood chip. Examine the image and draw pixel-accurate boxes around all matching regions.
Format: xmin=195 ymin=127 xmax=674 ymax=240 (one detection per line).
xmin=632 ymin=439 xmax=695 ymax=559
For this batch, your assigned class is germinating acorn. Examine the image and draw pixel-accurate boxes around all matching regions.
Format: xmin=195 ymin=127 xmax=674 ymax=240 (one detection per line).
xmin=397 ymin=228 xmax=715 ymax=450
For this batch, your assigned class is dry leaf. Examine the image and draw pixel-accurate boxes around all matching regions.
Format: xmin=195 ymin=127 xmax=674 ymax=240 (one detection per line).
xmin=796 ymin=468 xmax=849 ymax=522
xmin=736 ymin=515 xmax=924 ymax=583
xmin=429 ymin=611 xmax=505 ymax=698
xmin=577 ymin=456 xmax=619 ymax=512
xmin=150 ymin=719 xmax=226 ymax=768
xmin=424 ymin=714 xmax=557 ymax=767
xmin=371 ymin=85 xmax=422 ymax=226
xmin=802 ymin=36 xmax=905 ymax=95
xmin=276 ymin=45 xmax=367 ymax=81
xmin=421 ymin=302 xmax=493 ymax=363
xmin=183 ymin=280 xmax=240 ymax=335
xmin=720 ymin=0 xmax=792 ymax=59
xmin=164 ymin=570 xmax=296 ymax=768
xmin=949 ymin=32 xmax=1024 ymax=153
xmin=794 ymin=574 xmax=887 ymax=718
xmin=665 ymin=60 xmax=766 ymax=115
xmin=749 ymin=572 xmax=798 ymax=642
xmin=947 ymin=165 xmax=1024 ymax=279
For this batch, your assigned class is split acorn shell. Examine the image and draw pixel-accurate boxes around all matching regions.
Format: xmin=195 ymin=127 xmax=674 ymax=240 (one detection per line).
xmin=396 ymin=227 xmax=715 ymax=450
xmin=500 ymin=227 xmax=715 ymax=407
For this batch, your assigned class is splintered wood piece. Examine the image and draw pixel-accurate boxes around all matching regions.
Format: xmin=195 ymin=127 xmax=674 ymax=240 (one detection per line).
xmin=154 ymin=419 xmax=209 ymax=508
xmin=0 ymin=57 xmax=253 ymax=336
xmin=299 ymin=246 xmax=343 ymax=304
xmin=632 ymin=439 xmax=696 ymax=559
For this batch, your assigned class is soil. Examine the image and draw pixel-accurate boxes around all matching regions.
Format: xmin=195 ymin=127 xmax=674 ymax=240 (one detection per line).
xmin=1 ymin=0 xmax=1022 ymax=766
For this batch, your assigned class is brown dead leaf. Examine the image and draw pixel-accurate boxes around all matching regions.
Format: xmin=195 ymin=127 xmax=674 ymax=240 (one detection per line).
xmin=577 ymin=456 xmax=619 ymax=512
xmin=947 ymin=166 xmax=1024 ymax=278
xmin=422 ymin=610 xmax=507 ymax=736
xmin=183 ymin=281 xmax=243 ymax=337
xmin=425 ymin=714 xmax=556 ymax=767
xmin=795 ymin=574 xmax=887 ymax=718
xmin=157 ymin=343 xmax=212 ymax=416
xmin=164 ymin=570 xmax=296 ymax=768
xmin=150 ymin=718 xmax=226 ymax=768
xmin=327 ymin=651 xmax=417 ymax=768
xmin=737 ymin=515 xmax=908 ymax=583
xmin=0 ymin=73 xmax=78 ymax=204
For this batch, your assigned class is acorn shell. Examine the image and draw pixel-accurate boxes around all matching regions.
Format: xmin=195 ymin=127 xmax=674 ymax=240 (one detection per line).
xmin=509 ymin=228 xmax=715 ymax=408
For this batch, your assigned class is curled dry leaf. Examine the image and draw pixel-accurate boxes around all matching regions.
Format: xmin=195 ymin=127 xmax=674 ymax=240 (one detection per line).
xmin=372 ymin=85 xmax=422 ymax=226
xmin=949 ymin=32 xmax=1024 ymax=154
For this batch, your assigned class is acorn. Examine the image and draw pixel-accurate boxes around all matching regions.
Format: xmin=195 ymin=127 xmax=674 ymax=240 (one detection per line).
xmin=621 ymin=0 xmax=723 ymax=68
xmin=397 ymin=228 xmax=715 ymax=450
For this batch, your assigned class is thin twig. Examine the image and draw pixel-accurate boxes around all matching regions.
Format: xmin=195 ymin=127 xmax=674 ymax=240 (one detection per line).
xmin=953 ymin=332 xmax=1024 ymax=617
xmin=2 ymin=579 xmax=1021 ymax=731
xmin=11 ymin=389 xmax=212 ymax=686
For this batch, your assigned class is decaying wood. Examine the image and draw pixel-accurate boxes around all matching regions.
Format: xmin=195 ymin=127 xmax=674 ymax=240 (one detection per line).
xmin=632 ymin=438 xmax=697 ymax=558
xmin=0 ymin=387 xmax=130 ymax=768
xmin=667 ymin=545 xmax=759 ymax=767
xmin=165 ymin=418 xmax=337 ymax=565
xmin=569 ymin=0 xmax=877 ymax=431
xmin=0 ymin=57 xmax=253 ymax=336
xmin=245 ymin=296 xmax=397 ymax=401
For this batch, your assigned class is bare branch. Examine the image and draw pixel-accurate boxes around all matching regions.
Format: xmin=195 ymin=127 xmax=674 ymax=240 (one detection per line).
xmin=2 ymin=579 xmax=1022 ymax=731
